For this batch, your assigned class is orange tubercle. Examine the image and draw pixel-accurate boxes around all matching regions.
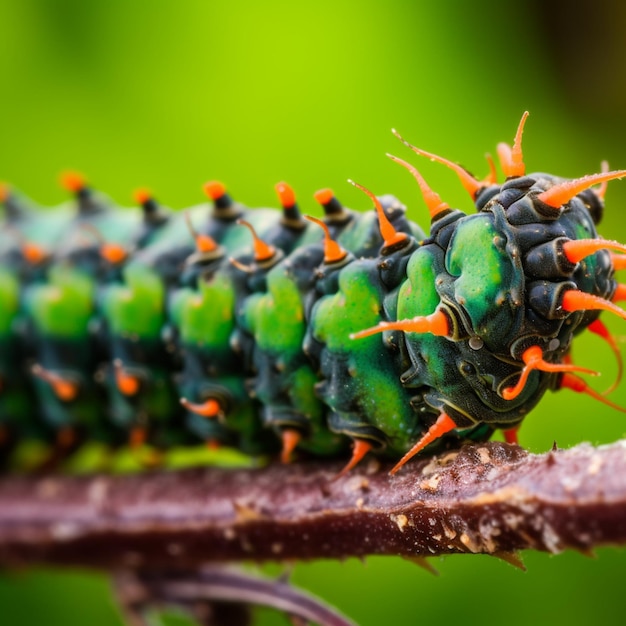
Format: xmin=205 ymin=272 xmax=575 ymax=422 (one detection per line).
xmin=391 ymin=129 xmax=483 ymax=200
xmin=560 ymin=372 xmax=626 ymax=413
xmin=180 ymin=396 xmax=221 ymax=418
xmin=133 ymin=188 xmax=152 ymax=205
xmin=184 ymin=212 xmax=218 ymax=254
xmin=348 ymin=178 xmax=408 ymax=246
xmin=562 ymin=289 xmax=626 ymax=322
xmin=114 ymin=360 xmax=141 ymax=396
xmin=502 ymin=345 xmax=597 ymax=401
xmin=385 ymin=155 xmax=451 ymax=220
xmin=333 ymin=438 xmax=373 ymax=480
xmin=611 ymin=253 xmax=626 ymax=270
xmin=275 ymin=182 xmax=296 ymax=208
xmin=304 ymin=215 xmax=347 ymax=263
xmin=502 ymin=427 xmax=519 ymax=445
xmin=483 ymin=153 xmax=498 ymax=185
xmin=350 ymin=309 xmax=450 ymax=340
xmin=587 ymin=319 xmax=622 ymax=394
xmin=237 ymin=219 xmax=276 ymax=262
xmin=537 ymin=170 xmax=626 ymax=209
xmin=562 ymin=238 xmax=626 ymax=264
xmin=204 ymin=180 xmax=227 ymax=200
xmin=60 ymin=171 xmax=86 ymax=193
xmin=100 ymin=242 xmax=127 ymax=265
xmin=595 ymin=160 xmax=610 ymax=199
xmin=32 ymin=364 xmax=79 ymax=402
xmin=313 ymin=188 xmax=335 ymax=205
xmin=130 ymin=426 xmax=147 ymax=449
xmin=57 ymin=426 xmax=76 ymax=449
xmin=612 ymin=283 xmax=626 ymax=303
xmin=390 ymin=412 xmax=457 ymax=475
xmin=497 ymin=111 xmax=529 ymax=178
xmin=22 ymin=242 xmax=47 ymax=265
xmin=280 ymin=428 xmax=301 ymax=464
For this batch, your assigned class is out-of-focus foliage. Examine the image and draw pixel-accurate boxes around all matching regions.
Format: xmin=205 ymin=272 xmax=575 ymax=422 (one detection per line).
xmin=1 ymin=1 xmax=625 ymax=624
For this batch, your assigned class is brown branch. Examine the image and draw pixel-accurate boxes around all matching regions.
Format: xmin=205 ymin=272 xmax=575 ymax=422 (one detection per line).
xmin=113 ymin=567 xmax=358 ymax=626
xmin=1 ymin=440 xmax=626 ymax=571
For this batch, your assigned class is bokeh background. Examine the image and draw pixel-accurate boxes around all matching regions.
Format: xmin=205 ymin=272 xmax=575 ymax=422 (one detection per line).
xmin=1 ymin=0 xmax=626 ymax=624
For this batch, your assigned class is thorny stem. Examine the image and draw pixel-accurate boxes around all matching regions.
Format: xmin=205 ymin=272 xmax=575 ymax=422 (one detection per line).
xmin=2 ymin=439 xmax=626 ymax=624
xmin=1 ymin=440 xmax=626 ymax=569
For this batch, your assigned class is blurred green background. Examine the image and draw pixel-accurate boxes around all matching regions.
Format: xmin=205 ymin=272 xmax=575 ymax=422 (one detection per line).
xmin=1 ymin=0 xmax=626 ymax=624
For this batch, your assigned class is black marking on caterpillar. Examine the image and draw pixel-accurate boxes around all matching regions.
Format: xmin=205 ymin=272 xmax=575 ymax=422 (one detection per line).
xmin=1 ymin=112 xmax=626 ymax=476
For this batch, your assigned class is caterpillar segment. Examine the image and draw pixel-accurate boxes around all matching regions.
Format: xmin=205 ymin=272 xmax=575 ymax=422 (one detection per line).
xmin=1 ymin=113 xmax=626 ymax=475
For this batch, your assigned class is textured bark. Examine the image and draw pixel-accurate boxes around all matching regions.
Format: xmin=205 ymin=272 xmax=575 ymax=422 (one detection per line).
xmin=0 ymin=440 xmax=626 ymax=570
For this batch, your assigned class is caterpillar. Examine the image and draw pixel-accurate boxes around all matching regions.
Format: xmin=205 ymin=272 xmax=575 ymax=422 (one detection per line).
xmin=2 ymin=112 xmax=626 ymax=477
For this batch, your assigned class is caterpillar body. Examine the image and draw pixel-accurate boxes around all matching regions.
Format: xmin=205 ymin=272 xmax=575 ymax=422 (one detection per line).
xmin=2 ymin=113 xmax=626 ymax=475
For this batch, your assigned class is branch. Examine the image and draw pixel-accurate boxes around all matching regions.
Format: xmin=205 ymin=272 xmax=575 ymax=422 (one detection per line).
xmin=1 ymin=440 xmax=626 ymax=571
xmin=113 ymin=567 xmax=358 ymax=626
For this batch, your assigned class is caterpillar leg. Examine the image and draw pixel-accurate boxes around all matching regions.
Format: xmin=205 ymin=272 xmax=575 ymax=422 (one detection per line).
xmin=390 ymin=412 xmax=457 ymax=475
xmin=333 ymin=438 xmax=374 ymax=480
xmin=502 ymin=427 xmax=519 ymax=445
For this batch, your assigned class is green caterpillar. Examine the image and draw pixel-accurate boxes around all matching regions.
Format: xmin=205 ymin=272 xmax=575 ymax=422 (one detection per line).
xmin=2 ymin=112 xmax=626 ymax=475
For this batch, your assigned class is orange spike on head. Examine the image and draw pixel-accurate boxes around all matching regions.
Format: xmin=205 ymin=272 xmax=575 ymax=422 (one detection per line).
xmin=562 ymin=289 xmax=626 ymax=322
xmin=560 ymin=372 xmax=626 ymax=413
xmin=0 ymin=182 xmax=9 ymax=203
xmin=304 ymin=215 xmax=348 ymax=263
xmin=180 ymin=396 xmax=221 ymax=418
xmin=237 ymin=219 xmax=276 ymax=262
xmin=280 ymin=428 xmax=301 ymax=464
xmin=31 ymin=364 xmax=79 ymax=402
xmin=502 ymin=345 xmax=598 ymax=401
xmin=392 ymin=128 xmax=483 ymax=200
xmin=587 ymin=318 xmax=623 ymax=394
xmin=385 ymin=154 xmax=452 ymax=220
xmin=333 ymin=438 xmax=373 ymax=480
xmin=350 ymin=309 xmax=450 ymax=340
xmin=497 ymin=111 xmax=529 ymax=178
xmin=347 ymin=178 xmax=408 ymax=246
xmin=563 ymin=238 xmax=626 ymax=264
xmin=184 ymin=211 xmax=218 ymax=254
xmin=60 ymin=171 xmax=87 ymax=194
xmin=537 ymin=170 xmax=626 ymax=209
xmin=390 ymin=412 xmax=457 ymax=475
